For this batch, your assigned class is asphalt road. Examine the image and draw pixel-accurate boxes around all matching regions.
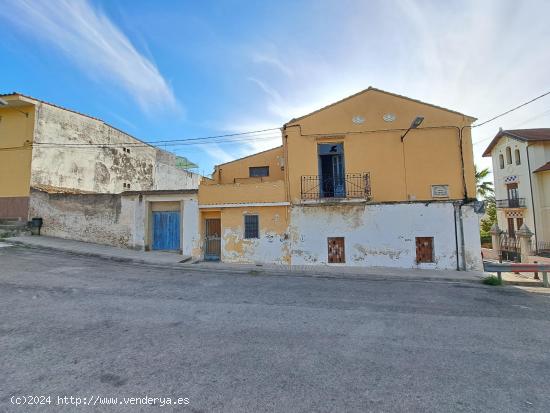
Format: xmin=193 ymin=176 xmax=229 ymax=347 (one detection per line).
xmin=1 ymin=245 xmax=550 ymax=413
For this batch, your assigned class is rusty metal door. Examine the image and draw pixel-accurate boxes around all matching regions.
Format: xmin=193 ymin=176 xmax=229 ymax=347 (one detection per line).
xmin=328 ymin=237 xmax=345 ymax=263
xmin=204 ymin=218 xmax=221 ymax=261
xmin=416 ymin=237 xmax=434 ymax=263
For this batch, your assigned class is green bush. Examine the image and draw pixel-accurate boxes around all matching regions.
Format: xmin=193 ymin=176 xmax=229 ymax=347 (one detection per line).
xmin=480 ymin=233 xmax=492 ymax=248
xmin=482 ymin=275 xmax=502 ymax=286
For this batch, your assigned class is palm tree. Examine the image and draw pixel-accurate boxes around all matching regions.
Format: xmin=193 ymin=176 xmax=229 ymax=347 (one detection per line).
xmin=475 ymin=165 xmax=494 ymax=198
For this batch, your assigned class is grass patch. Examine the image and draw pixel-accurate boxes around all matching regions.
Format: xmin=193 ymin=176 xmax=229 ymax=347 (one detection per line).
xmin=482 ymin=275 xmax=502 ymax=286
xmin=248 ymin=270 xmax=261 ymax=276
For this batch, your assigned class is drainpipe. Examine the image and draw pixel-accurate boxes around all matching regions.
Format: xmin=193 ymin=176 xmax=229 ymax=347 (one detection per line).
xmin=454 ymin=201 xmax=466 ymax=271
xmin=453 ymin=202 xmax=460 ymax=271
xmin=458 ymin=202 xmax=466 ymax=270
xmin=525 ymin=144 xmax=538 ymax=248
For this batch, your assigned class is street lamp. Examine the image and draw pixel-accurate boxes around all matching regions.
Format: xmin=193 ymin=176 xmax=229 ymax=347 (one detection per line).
xmin=400 ymin=116 xmax=424 ymax=142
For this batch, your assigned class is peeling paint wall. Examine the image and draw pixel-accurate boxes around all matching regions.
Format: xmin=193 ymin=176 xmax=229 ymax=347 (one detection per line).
xmin=218 ymin=206 xmax=290 ymax=264
xmin=121 ymin=193 xmax=199 ymax=255
xmin=289 ymin=202 xmax=482 ymax=271
xmin=30 ymin=102 xmax=199 ymax=193
xmin=30 ymin=189 xmax=200 ymax=254
xmin=29 ymin=189 xmax=133 ymax=248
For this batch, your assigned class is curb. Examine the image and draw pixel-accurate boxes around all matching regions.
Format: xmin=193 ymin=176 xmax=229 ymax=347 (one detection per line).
xmin=504 ymin=280 xmax=544 ymax=287
xmin=7 ymin=240 xmax=485 ymax=285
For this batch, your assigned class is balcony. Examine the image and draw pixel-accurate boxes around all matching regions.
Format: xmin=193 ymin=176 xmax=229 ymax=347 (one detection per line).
xmin=301 ymin=173 xmax=371 ymax=200
xmin=496 ymin=198 xmax=526 ymax=208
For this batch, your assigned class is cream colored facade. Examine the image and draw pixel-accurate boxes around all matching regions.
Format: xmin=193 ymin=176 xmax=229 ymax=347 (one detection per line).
xmin=483 ymin=129 xmax=550 ymax=245
xmin=198 ymin=87 xmax=482 ymax=270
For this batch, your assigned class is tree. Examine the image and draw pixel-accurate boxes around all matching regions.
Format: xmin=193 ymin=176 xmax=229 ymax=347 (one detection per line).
xmin=475 ymin=165 xmax=494 ymax=198
xmin=480 ymin=196 xmax=497 ymax=234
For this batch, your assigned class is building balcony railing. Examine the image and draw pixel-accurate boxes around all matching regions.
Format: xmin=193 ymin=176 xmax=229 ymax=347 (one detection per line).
xmin=301 ymin=173 xmax=371 ymax=200
xmin=496 ymin=198 xmax=526 ymax=208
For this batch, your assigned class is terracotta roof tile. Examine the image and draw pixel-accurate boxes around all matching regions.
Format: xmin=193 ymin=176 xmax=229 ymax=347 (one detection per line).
xmin=534 ymin=161 xmax=550 ymax=173
xmin=482 ymin=128 xmax=550 ymax=157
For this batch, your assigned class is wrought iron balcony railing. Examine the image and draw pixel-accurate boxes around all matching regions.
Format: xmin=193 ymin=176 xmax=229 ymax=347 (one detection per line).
xmin=496 ymin=198 xmax=526 ymax=208
xmin=301 ymin=173 xmax=371 ymax=200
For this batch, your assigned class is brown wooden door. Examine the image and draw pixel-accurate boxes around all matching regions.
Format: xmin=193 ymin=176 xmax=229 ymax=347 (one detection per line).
xmin=328 ymin=237 xmax=345 ymax=263
xmin=416 ymin=237 xmax=434 ymax=263
xmin=507 ymin=218 xmax=515 ymax=237
xmin=516 ymin=217 xmax=523 ymax=230
xmin=205 ymin=218 xmax=221 ymax=260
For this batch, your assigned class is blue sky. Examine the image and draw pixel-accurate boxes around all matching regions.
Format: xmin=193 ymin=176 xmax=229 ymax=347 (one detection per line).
xmin=1 ymin=0 xmax=550 ymax=176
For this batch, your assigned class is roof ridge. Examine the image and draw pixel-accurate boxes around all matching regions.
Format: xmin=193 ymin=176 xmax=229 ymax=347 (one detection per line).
xmin=214 ymin=144 xmax=283 ymax=168
xmin=284 ymin=86 xmax=476 ymax=125
xmin=482 ymin=128 xmax=550 ymax=157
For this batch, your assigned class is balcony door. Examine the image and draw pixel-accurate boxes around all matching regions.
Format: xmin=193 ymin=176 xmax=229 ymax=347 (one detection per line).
xmin=507 ymin=183 xmax=519 ymax=207
xmin=318 ymin=143 xmax=345 ymax=198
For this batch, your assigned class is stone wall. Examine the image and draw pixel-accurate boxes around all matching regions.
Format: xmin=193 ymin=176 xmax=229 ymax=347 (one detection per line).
xmin=29 ymin=189 xmax=133 ymax=248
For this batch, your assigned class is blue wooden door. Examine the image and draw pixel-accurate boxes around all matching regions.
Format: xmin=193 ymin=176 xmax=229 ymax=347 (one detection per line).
xmin=152 ymin=211 xmax=181 ymax=250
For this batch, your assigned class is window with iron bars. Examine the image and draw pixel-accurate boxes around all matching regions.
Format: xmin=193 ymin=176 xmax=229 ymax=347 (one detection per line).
xmin=244 ymin=215 xmax=259 ymax=239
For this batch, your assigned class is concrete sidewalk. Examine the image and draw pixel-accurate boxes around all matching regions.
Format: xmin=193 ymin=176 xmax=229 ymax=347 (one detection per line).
xmin=5 ymin=235 xmax=188 ymax=266
xmin=5 ymin=235 xmax=487 ymax=284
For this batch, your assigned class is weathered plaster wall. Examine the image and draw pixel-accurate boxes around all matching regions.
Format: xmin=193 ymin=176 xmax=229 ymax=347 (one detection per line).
xmin=289 ymin=202 xmax=482 ymax=271
xmin=154 ymin=161 xmax=200 ymax=190
xmin=29 ymin=189 xmax=133 ymax=247
xmin=31 ymin=102 xmax=199 ymax=193
xmin=219 ymin=206 xmax=290 ymax=264
xmin=122 ymin=193 xmax=199 ymax=256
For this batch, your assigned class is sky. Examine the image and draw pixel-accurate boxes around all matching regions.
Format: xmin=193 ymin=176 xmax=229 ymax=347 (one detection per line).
xmin=1 ymin=0 xmax=550 ymax=177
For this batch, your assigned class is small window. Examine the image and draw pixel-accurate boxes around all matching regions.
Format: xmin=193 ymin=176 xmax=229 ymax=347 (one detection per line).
xmin=249 ymin=166 xmax=269 ymax=177
xmin=431 ymin=185 xmax=449 ymax=198
xmin=416 ymin=237 xmax=434 ymax=263
xmin=499 ymin=154 xmax=504 ymax=169
xmin=515 ymin=149 xmax=521 ymax=165
xmin=244 ymin=215 xmax=259 ymax=239
xmin=328 ymin=237 xmax=345 ymax=263
xmin=506 ymin=147 xmax=512 ymax=164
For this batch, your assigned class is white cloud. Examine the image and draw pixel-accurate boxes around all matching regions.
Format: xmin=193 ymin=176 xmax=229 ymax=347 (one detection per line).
xmin=200 ymin=143 xmax=237 ymax=166
xmin=252 ymin=53 xmax=293 ymax=77
xmin=0 ymin=0 xmax=179 ymax=114
xmin=230 ymin=0 xmax=550 ymax=174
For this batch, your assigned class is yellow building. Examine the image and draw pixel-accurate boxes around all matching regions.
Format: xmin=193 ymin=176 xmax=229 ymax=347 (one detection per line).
xmin=199 ymin=87 xmax=483 ymax=270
